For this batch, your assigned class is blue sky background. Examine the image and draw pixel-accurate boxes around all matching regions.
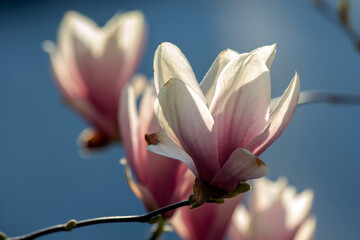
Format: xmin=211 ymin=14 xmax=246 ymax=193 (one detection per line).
xmin=1 ymin=0 xmax=360 ymax=239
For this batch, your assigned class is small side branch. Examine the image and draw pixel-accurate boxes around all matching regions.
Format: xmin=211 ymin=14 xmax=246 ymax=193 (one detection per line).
xmin=312 ymin=0 xmax=360 ymax=50
xmin=3 ymin=200 xmax=190 ymax=240
xmin=271 ymin=90 xmax=360 ymax=110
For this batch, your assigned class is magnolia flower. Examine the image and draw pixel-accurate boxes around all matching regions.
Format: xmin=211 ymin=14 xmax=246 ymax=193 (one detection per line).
xmin=44 ymin=10 xmax=147 ymax=149
xmin=228 ymin=177 xmax=316 ymax=240
xmin=146 ymin=42 xmax=300 ymax=196
xmin=119 ymin=75 xmax=192 ymax=217
xmin=171 ymin=196 xmax=242 ymax=240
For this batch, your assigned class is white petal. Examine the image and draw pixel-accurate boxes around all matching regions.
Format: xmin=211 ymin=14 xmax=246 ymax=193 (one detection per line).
xmin=153 ymin=42 xmax=207 ymax=103
xmin=146 ymin=131 xmax=199 ymax=177
xmin=250 ymin=177 xmax=288 ymax=212
xmin=294 ymin=217 xmax=317 ymax=240
xmin=107 ymin=11 xmax=147 ymax=84
xmin=200 ymin=49 xmax=239 ymax=104
xmin=284 ymin=188 xmax=314 ymax=230
xmin=245 ymin=72 xmax=300 ymax=156
xmin=250 ymin=44 xmax=277 ymax=69
xmin=210 ymin=53 xmax=271 ymax=165
xmin=155 ymin=78 xmax=219 ymax=182
xmin=58 ymin=11 xmax=101 ymax=59
xmin=228 ymin=205 xmax=251 ymax=240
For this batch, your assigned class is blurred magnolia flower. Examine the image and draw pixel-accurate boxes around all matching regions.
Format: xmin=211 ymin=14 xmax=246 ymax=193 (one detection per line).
xmin=119 ymin=75 xmax=192 ymax=218
xmin=146 ymin=42 xmax=300 ymax=204
xmin=171 ymin=196 xmax=242 ymax=240
xmin=43 ymin=10 xmax=147 ymax=149
xmin=228 ymin=177 xmax=316 ymax=240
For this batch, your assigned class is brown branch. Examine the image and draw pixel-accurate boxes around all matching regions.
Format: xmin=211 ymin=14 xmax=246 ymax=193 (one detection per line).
xmin=270 ymin=90 xmax=360 ymax=110
xmin=312 ymin=0 xmax=360 ymax=50
xmin=2 ymin=200 xmax=190 ymax=240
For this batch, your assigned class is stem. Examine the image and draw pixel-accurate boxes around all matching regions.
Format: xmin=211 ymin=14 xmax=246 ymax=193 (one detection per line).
xmin=149 ymin=217 xmax=166 ymax=240
xmin=270 ymin=90 xmax=360 ymax=110
xmin=4 ymin=200 xmax=190 ymax=240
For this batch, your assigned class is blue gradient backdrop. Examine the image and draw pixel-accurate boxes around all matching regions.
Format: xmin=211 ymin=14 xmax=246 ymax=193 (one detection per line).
xmin=1 ymin=0 xmax=360 ymax=239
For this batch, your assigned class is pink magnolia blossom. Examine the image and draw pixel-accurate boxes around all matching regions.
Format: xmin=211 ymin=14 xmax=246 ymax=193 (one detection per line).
xmin=119 ymin=75 xmax=192 ymax=217
xmin=44 ymin=10 xmax=147 ymax=148
xmin=147 ymin=42 xmax=300 ymax=193
xmin=228 ymin=177 xmax=316 ymax=240
xmin=171 ymin=196 xmax=243 ymax=240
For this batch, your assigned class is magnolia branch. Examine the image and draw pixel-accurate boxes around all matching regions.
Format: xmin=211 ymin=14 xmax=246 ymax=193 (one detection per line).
xmin=312 ymin=0 xmax=360 ymax=50
xmin=271 ymin=90 xmax=360 ymax=109
xmin=1 ymin=200 xmax=190 ymax=240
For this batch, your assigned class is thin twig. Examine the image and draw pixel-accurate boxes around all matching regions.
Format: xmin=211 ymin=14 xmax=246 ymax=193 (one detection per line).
xmin=149 ymin=217 xmax=166 ymax=240
xmin=4 ymin=200 xmax=190 ymax=240
xmin=270 ymin=90 xmax=360 ymax=110
xmin=312 ymin=0 xmax=360 ymax=49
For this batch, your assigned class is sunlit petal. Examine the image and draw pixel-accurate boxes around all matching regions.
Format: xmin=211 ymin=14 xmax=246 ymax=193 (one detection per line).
xmin=211 ymin=148 xmax=269 ymax=192
xmin=153 ymin=42 xmax=207 ymax=103
xmin=155 ymin=78 xmax=219 ymax=182
xmin=246 ymin=72 xmax=300 ymax=156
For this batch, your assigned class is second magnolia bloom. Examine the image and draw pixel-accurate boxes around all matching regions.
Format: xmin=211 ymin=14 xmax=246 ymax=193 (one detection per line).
xmin=120 ymin=75 xmax=192 ymax=217
xmin=45 ymin=10 xmax=147 ymax=148
xmin=147 ymin=42 xmax=300 ymax=194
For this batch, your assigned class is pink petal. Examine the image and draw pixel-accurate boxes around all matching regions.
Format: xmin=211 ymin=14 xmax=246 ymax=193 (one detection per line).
xmin=250 ymin=201 xmax=288 ymax=240
xmin=199 ymin=49 xmax=239 ymax=104
xmin=72 ymin=31 xmax=121 ymax=123
xmin=245 ymin=72 xmax=300 ymax=156
xmin=210 ymin=53 xmax=271 ymax=165
xmin=153 ymin=42 xmax=207 ymax=103
xmin=67 ymin=97 xmax=115 ymax=138
xmin=228 ymin=205 xmax=250 ymax=240
xmin=172 ymin=196 xmax=242 ymax=240
xmin=210 ymin=148 xmax=269 ymax=192
xmin=47 ymin=48 xmax=86 ymax=100
xmin=154 ymin=78 xmax=219 ymax=182
xmin=119 ymin=78 xmax=145 ymax=182
xmin=59 ymin=11 xmax=146 ymax=128
xmin=121 ymin=159 xmax=158 ymax=212
xmin=145 ymin=152 xmax=188 ymax=215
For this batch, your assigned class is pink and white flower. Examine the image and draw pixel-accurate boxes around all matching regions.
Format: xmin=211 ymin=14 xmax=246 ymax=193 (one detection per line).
xmin=147 ymin=42 xmax=300 ymax=193
xmin=228 ymin=177 xmax=316 ymax=240
xmin=119 ymin=75 xmax=192 ymax=217
xmin=44 ymin=10 xmax=147 ymax=148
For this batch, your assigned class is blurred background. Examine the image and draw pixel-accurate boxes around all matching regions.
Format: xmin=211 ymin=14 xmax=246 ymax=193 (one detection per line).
xmin=1 ymin=0 xmax=360 ymax=239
